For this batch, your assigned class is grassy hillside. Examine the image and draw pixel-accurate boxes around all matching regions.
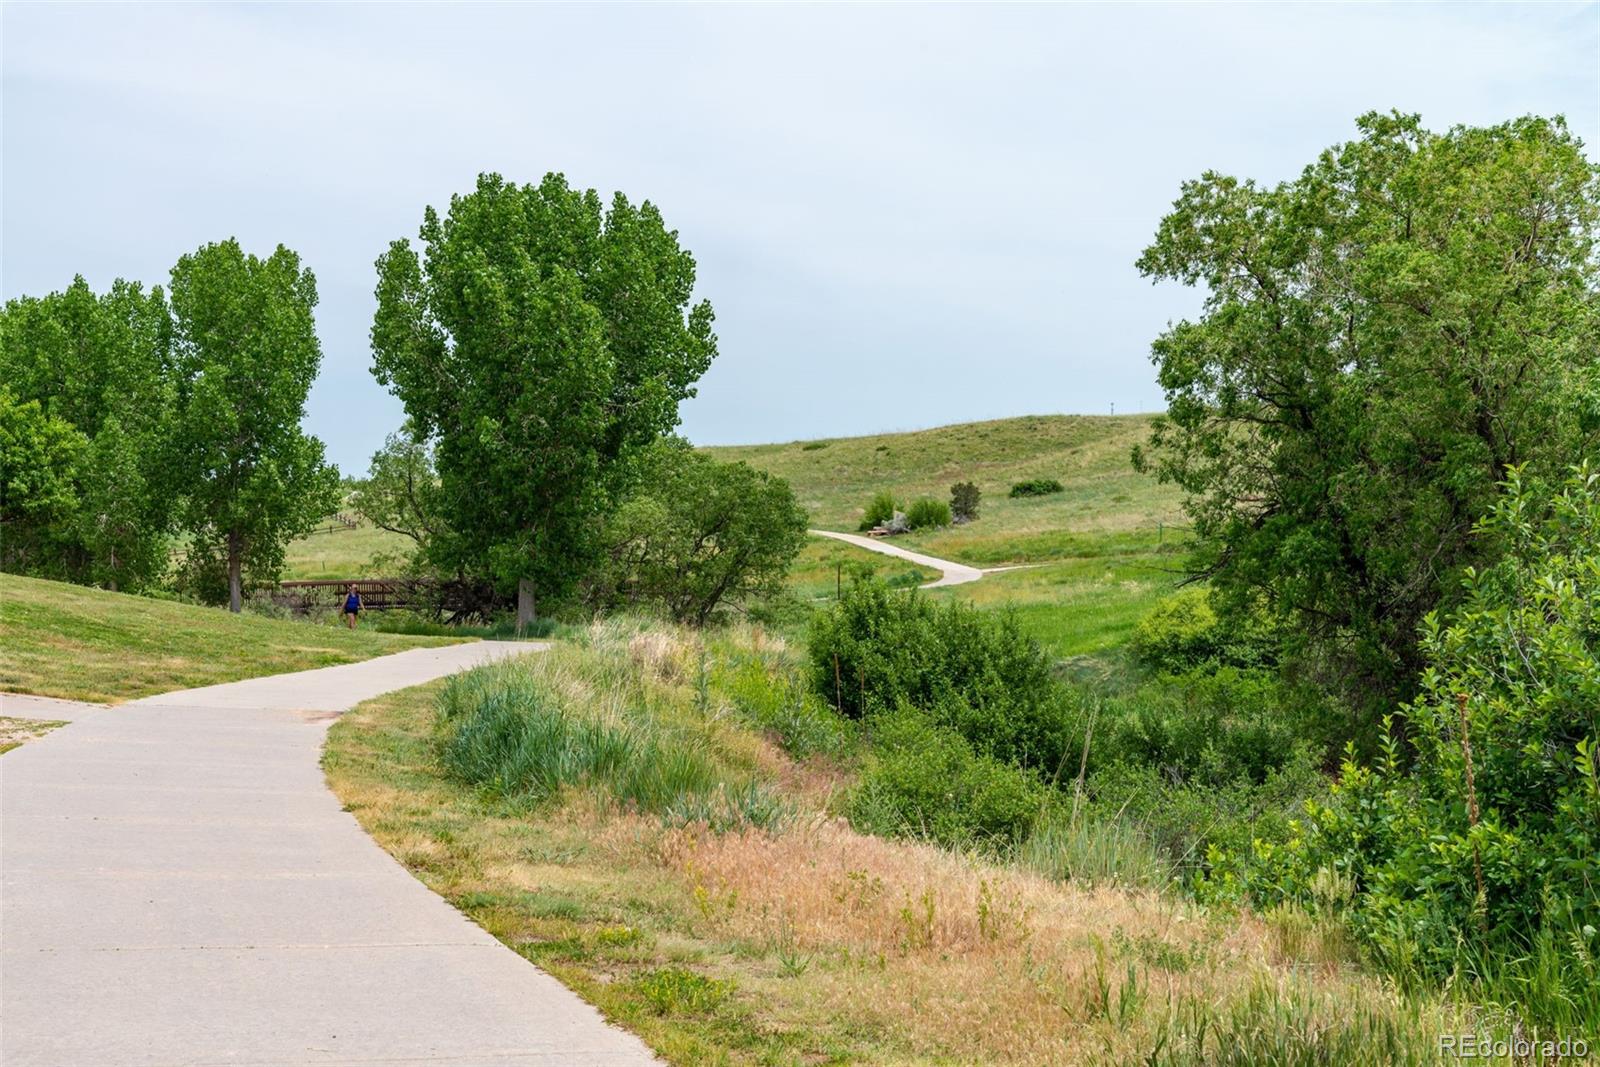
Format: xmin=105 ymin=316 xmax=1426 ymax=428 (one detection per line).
xmin=707 ymin=413 xmax=1183 ymax=555
xmin=711 ymin=415 xmax=1190 ymax=658
xmin=0 ymin=573 xmax=460 ymax=703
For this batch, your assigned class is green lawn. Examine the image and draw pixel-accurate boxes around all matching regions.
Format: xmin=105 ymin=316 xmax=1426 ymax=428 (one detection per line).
xmin=936 ymin=544 xmax=1185 ymax=659
xmin=0 ymin=573 xmax=462 ymax=703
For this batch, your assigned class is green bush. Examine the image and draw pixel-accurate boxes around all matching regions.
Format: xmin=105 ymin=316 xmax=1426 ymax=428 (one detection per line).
xmin=858 ymin=490 xmax=897 ymax=530
xmin=1129 ymin=587 xmax=1278 ymax=675
xmin=905 ymin=497 xmax=951 ymax=530
xmin=1129 ymin=588 xmax=1219 ymax=670
xmin=849 ymin=710 xmax=1044 ymax=848
xmin=1101 ymin=668 xmax=1309 ymax=787
xmin=1241 ymin=466 xmax=1600 ymax=1022
xmin=595 ymin=444 xmax=808 ymax=625
xmin=950 ymin=481 xmax=981 ymax=521
xmin=1008 ymin=478 xmax=1064 ymax=498
xmin=808 ymin=581 xmax=1079 ymax=774
xmin=1088 ymin=752 xmax=1327 ymax=887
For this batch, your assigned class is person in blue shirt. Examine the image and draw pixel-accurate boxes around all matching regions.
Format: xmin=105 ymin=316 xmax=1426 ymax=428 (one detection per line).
xmin=343 ymin=584 xmax=362 ymax=629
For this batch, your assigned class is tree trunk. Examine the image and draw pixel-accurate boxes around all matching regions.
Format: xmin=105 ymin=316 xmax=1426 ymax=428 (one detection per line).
xmin=228 ymin=531 xmax=243 ymax=613
xmin=516 ymin=577 xmax=536 ymax=634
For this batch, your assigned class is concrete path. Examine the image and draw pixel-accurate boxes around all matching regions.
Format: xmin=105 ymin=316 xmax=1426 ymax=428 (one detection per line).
xmin=811 ymin=528 xmax=985 ymax=588
xmin=1 ymin=641 xmax=660 ymax=1066
xmin=0 ymin=692 xmax=107 ymax=722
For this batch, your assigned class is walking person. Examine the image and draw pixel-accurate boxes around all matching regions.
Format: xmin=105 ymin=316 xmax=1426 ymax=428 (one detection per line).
xmin=343 ymin=583 xmax=362 ymax=629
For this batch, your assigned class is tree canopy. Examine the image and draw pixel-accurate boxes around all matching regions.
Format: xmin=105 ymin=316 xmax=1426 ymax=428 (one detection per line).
xmin=0 ymin=277 xmax=176 ymax=590
xmin=594 ymin=442 xmax=808 ymax=625
xmin=370 ymin=172 xmax=717 ymax=624
xmin=167 ymin=240 xmax=339 ymax=611
xmin=1135 ymin=111 xmax=1600 ymax=718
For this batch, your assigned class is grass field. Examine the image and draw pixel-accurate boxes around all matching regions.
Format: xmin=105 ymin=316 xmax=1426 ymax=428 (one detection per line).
xmin=281 ymin=521 xmax=414 ymax=580
xmin=325 ymin=621 xmax=1465 ymax=1065
xmin=0 ymin=573 xmax=461 ymax=703
xmin=786 ymin=537 xmax=939 ymax=600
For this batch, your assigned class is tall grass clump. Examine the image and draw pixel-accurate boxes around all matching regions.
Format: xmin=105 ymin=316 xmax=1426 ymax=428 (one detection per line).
xmin=435 ymin=653 xmax=787 ymax=829
xmin=1126 ymin=981 xmax=1444 ymax=1067
xmin=1020 ymin=810 xmax=1171 ymax=890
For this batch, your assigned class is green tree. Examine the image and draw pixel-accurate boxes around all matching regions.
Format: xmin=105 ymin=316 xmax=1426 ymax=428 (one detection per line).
xmin=950 ymin=481 xmax=980 ymax=522
xmin=1135 ymin=112 xmax=1600 ymax=720
xmin=168 ymin=240 xmax=339 ymax=611
xmin=371 ymin=172 xmax=716 ymax=626
xmin=0 ymin=389 xmax=86 ymax=574
xmin=351 ymin=423 xmax=444 ymax=552
xmin=596 ymin=443 xmax=807 ymax=625
xmin=0 ymin=276 xmax=176 ymax=590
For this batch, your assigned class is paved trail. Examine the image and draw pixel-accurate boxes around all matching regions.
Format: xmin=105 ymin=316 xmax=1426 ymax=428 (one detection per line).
xmin=0 ymin=642 xmax=659 ymax=1066
xmin=810 ymin=528 xmax=985 ymax=588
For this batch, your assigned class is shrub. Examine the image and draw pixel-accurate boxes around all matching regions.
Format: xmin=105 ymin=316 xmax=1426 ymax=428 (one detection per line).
xmin=1101 ymin=668 xmax=1307 ymax=787
xmin=1088 ymin=752 xmax=1327 ymax=887
xmin=849 ymin=710 xmax=1044 ymax=848
xmin=1129 ymin=587 xmax=1219 ymax=670
xmin=1131 ymin=587 xmax=1279 ymax=675
xmin=858 ymin=490 xmax=897 ymax=530
xmin=808 ymin=581 xmax=1079 ymax=774
xmin=1008 ymin=478 xmax=1063 ymax=498
xmin=905 ymin=497 xmax=951 ymax=530
xmin=1246 ymin=466 xmax=1600 ymax=1016
xmin=950 ymin=481 xmax=981 ymax=522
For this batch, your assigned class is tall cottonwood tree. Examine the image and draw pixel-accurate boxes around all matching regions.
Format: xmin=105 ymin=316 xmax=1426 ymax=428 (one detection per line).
xmin=371 ymin=172 xmax=717 ymax=625
xmin=1135 ymin=112 xmax=1600 ymax=720
xmin=0 ymin=276 xmax=176 ymax=590
xmin=168 ymin=240 xmax=339 ymax=611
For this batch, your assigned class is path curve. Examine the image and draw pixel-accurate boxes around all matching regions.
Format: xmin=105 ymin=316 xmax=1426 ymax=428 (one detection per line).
xmin=1 ymin=641 xmax=659 ymax=1067
xmin=811 ymin=528 xmax=984 ymax=588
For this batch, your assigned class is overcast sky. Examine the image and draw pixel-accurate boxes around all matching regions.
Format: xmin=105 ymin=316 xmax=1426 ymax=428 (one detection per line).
xmin=5 ymin=3 xmax=1597 ymax=474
